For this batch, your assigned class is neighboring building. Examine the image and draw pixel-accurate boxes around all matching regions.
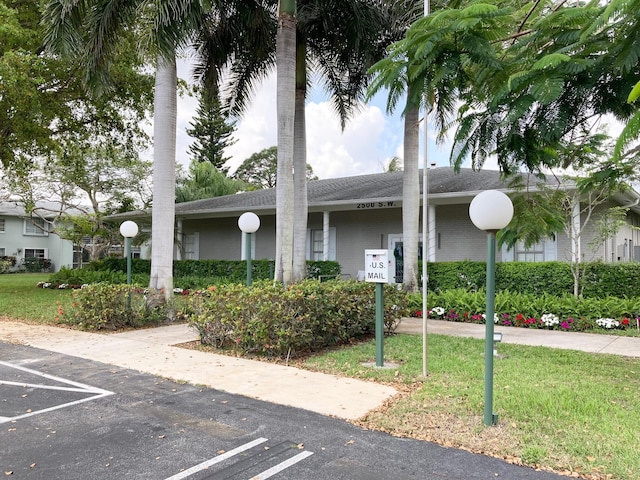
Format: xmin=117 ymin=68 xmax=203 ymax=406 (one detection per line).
xmin=0 ymin=201 xmax=74 ymax=272
xmin=120 ymin=168 xmax=640 ymax=282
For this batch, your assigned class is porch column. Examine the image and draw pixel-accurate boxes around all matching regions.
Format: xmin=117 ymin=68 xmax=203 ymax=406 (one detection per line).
xmin=323 ymin=211 xmax=330 ymax=261
xmin=428 ymin=204 xmax=436 ymax=262
xmin=176 ymin=218 xmax=183 ymax=260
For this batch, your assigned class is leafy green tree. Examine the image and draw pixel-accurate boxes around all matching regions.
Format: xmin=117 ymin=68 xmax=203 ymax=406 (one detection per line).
xmin=186 ymin=87 xmax=237 ymax=172
xmin=3 ymin=143 xmax=152 ymax=263
xmin=232 ymin=146 xmax=317 ymax=189
xmin=1 ymin=1 xmax=154 ymax=169
xmin=369 ymin=0 xmax=639 ymax=175
xmin=176 ymin=160 xmax=244 ymax=202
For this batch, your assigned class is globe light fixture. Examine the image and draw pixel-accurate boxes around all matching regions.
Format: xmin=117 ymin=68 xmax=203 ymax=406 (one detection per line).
xmin=120 ymin=220 xmax=139 ymax=309
xmin=238 ymin=212 xmax=260 ymax=286
xmin=469 ymin=190 xmax=513 ymax=426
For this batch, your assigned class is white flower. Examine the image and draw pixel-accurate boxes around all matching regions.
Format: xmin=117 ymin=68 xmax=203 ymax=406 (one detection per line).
xmin=58 ymin=284 xmax=68 ymax=289
xmin=431 ymin=306 xmax=445 ymax=316
xmin=482 ymin=313 xmax=500 ymax=324
xmin=596 ymin=318 xmax=619 ymax=329
xmin=173 ymin=288 xmax=183 ymax=294
xmin=541 ymin=313 xmax=559 ymax=327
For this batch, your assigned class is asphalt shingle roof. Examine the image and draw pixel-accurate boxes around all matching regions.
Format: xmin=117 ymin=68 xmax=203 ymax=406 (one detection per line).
xmin=173 ymin=167 xmax=554 ymax=216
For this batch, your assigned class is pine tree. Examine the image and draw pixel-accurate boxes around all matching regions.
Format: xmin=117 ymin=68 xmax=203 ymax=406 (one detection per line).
xmin=186 ymin=88 xmax=237 ymax=173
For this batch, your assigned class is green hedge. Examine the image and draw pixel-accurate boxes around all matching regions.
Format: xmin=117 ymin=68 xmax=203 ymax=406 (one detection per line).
xmin=84 ymin=258 xmax=340 ymax=283
xmin=423 ymin=261 xmax=640 ymax=298
xmin=188 ymin=280 xmax=410 ymax=357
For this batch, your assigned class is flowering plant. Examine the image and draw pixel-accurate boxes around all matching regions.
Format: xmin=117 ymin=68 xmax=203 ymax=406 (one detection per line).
xmin=541 ymin=313 xmax=559 ymax=328
xmin=596 ymin=318 xmax=619 ymax=329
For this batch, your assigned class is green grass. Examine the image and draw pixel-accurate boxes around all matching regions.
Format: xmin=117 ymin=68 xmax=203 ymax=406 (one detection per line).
xmin=0 ymin=273 xmax=74 ymax=322
xmin=301 ymin=334 xmax=640 ymax=479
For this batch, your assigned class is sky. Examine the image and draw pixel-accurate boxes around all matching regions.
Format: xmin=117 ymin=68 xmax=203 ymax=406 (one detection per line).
xmin=173 ymin=61 xmax=455 ymax=180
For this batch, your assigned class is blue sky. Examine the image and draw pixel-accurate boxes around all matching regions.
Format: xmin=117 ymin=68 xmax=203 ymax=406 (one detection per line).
xmin=174 ymin=65 xmax=454 ymax=179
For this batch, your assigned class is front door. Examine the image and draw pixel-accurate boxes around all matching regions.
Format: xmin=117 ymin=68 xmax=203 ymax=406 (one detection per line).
xmin=388 ymin=234 xmax=423 ymax=284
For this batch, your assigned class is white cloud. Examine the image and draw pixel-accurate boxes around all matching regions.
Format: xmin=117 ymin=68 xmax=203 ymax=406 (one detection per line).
xmin=174 ymin=67 xmax=405 ymax=179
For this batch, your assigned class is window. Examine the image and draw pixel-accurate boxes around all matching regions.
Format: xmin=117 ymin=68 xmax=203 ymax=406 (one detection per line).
xmin=0 ymin=218 xmax=5 ymax=233
xmin=311 ymin=230 xmax=324 ymax=261
xmin=308 ymin=228 xmax=337 ymax=261
xmin=24 ymin=248 xmax=47 ymax=259
xmin=0 ymin=248 xmax=5 ymax=256
xmin=515 ymin=241 xmax=545 ymax=262
xmin=24 ymin=217 xmax=49 ymax=236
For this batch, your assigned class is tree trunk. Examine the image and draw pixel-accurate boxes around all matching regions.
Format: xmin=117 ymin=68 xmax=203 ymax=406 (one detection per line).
xmin=402 ymin=99 xmax=420 ymax=292
xmin=275 ymin=9 xmax=296 ymax=284
xmin=149 ymin=53 xmax=177 ymax=300
xmin=292 ymin=40 xmax=308 ymax=281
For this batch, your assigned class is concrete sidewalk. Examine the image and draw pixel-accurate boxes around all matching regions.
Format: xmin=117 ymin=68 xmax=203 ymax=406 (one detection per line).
xmin=397 ymin=317 xmax=640 ymax=357
xmin=2 ymin=318 xmax=639 ymax=422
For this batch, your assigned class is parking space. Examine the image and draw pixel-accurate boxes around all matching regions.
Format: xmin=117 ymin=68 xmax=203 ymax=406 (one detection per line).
xmin=1 ymin=360 xmax=113 ymax=424
xmin=0 ymin=341 xmax=565 ymax=480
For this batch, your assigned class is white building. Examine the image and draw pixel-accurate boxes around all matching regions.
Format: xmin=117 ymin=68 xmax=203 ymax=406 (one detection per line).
xmin=118 ymin=168 xmax=640 ymax=281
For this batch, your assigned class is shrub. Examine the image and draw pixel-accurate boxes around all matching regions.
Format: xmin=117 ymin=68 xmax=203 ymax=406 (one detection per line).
xmin=423 ymin=261 xmax=640 ymax=298
xmin=424 ymin=288 xmax=640 ymax=332
xmin=22 ymin=257 xmax=52 ymax=273
xmin=48 ymin=267 xmax=149 ymax=287
xmin=82 ymin=258 xmax=340 ymax=284
xmin=59 ymin=284 xmax=170 ymax=330
xmin=187 ymin=280 xmax=410 ymax=357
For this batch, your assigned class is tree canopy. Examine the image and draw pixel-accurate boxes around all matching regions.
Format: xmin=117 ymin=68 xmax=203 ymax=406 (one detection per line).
xmin=368 ymin=0 xmax=640 ymax=176
xmin=1 ymin=1 xmax=154 ymax=171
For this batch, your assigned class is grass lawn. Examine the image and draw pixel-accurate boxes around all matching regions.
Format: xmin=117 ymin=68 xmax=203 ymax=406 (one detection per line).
xmin=300 ymin=334 xmax=640 ymax=480
xmin=0 ymin=273 xmax=74 ymax=323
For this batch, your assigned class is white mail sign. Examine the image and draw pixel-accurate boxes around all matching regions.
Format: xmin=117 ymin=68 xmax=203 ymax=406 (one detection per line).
xmin=364 ymin=249 xmax=390 ymax=283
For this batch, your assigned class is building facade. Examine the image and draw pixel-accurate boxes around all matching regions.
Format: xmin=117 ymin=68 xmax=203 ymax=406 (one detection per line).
xmin=124 ymin=168 xmax=640 ymax=282
xmin=0 ymin=202 xmax=74 ymax=272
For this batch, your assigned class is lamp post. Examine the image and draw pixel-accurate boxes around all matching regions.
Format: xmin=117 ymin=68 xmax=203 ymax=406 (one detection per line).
xmin=120 ymin=220 xmax=139 ymax=309
xmin=469 ymin=190 xmax=513 ymax=426
xmin=238 ymin=212 xmax=260 ymax=286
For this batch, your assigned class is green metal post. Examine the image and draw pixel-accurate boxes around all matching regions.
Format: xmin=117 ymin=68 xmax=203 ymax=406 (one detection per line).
xmin=484 ymin=231 xmax=497 ymax=426
xmin=375 ymin=282 xmax=384 ymax=367
xmin=125 ymin=236 xmax=132 ymax=309
xmin=246 ymin=232 xmax=253 ymax=287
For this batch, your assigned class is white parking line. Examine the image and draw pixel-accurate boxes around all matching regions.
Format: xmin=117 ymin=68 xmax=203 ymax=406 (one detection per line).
xmin=0 ymin=360 xmax=114 ymax=424
xmin=165 ymin=437 xmax=269 ymax=480
xmin=249 ymin=450 xmax=314 ymax=480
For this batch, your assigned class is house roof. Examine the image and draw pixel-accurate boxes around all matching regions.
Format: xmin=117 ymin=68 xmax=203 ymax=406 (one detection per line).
xmin=168 ymin=167 xmax=559 ymax=219
xmin=110 ymin=167 xmax=640 ymax=221
xmin=0 ymin=201 xmax=82 ymax=218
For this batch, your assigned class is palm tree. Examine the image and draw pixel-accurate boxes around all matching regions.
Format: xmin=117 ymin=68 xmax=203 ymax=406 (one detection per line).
xmin=290 ymin=0 xmax=385 ymax=280
xmin=206 ymin=0 xmax=385 ymax=282
xmin=44 ymin=0 xmax=269 ymax=297
xmin=367 ymin=0 xmax=424 ymax=292
xmin=275 ymin=0 xmax=297 ymax=284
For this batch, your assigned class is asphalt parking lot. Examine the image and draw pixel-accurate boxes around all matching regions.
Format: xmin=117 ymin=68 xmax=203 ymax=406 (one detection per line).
xmin=1 ymin=342 xmax=565 ymax=480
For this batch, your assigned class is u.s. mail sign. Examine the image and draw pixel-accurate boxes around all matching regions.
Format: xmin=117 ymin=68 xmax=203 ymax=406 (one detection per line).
xmin=364 ymin=249 xmax=390 ymax=283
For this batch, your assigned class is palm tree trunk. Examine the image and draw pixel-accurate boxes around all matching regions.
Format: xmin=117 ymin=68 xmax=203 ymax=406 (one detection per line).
xmin=275 ymin=5 xmax=296 ymax=284
xmin=149 ymin=53 xmax=177 ymax=300
xmin=402 ymin=98 xmax=420 ymax=292
xmin=293 ymin=39 xmax=308 ymax=281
